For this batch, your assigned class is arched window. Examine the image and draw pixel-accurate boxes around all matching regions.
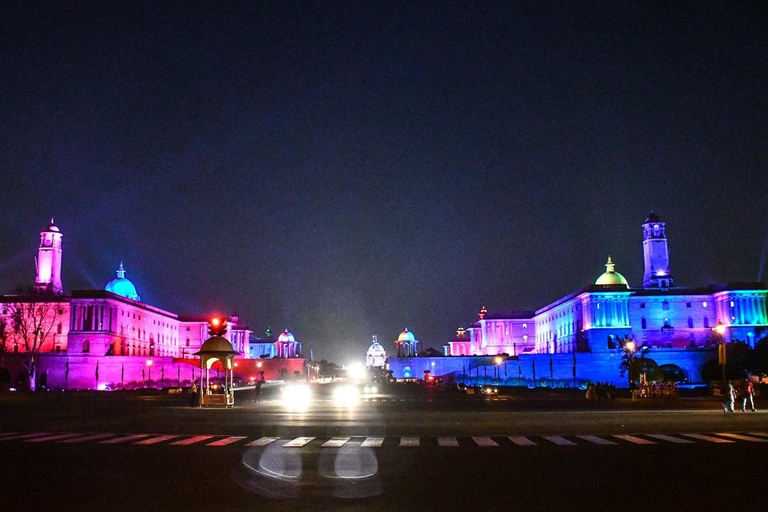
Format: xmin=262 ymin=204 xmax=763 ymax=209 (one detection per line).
xmin=641 ymin=318 xmax=647 ymax=329
xmin=185 ymin=338 xmax=190 ymax=347
xmin=662 ymin=300 xmax=670 ymax=311
xmin=687 ymin=317 xmax=694 ymax=329
xmin=82 ymin=340 xmax=90 ymax=353
xmin=57 ymin=323 xmax=62 ymax=334
xmin=703 ymin=317 xmax=710 ymax=329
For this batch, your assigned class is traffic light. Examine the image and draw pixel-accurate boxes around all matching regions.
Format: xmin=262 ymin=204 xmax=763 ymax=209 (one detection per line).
xmin=208 ymin=317 xmax=228 ymax=336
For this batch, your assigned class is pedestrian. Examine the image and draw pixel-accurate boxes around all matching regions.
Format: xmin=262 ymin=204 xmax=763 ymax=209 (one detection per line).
xmin=741 ymin=378 xmax=756 ymax=412
xmin=722 ymin=381 xmax=735 ymax=413
xmin=254 ymin=371 xmax=265 ymax=403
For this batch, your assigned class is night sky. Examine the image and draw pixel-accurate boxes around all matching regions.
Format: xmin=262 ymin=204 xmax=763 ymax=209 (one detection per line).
xmin=1 ymin=2 xmax=767 ymax=363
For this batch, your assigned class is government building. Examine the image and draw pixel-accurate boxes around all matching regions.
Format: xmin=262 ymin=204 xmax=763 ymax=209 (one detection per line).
xmin=387 ymin=213 xmax=768 ymax=385
xmin=0 ymin=220 xmax=305 ymax=390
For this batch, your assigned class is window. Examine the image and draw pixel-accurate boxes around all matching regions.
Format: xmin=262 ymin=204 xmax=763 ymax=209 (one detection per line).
xmin=702 ymin=302 xmax=707 ymax=308
xmin=522 ymin=323 xmax=527 ymax=329
xmin=641 ymin=318 xmax=647 ymax=329
xmin=686 ymin=302 xmax=692 ymax=308
xmin=82 ymin=340 xmax=90 ymax=353
xmin=640 ymin=303 xmax=645 ymax=309
xmin=58 ymin=308 xmax=63 ymax=314
xmin=57 ymin=323 xmax=62 ymax=334
xmin=662 ymin=300 xmax=670 ymax=310
xmin=703 ymin=317 xmax=710 ymax=328
xmin=687 ymin=317 xmax=693 ymax=329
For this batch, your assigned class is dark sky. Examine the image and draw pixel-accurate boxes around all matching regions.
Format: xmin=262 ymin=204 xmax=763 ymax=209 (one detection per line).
xmin=1 ymin=1 xmax=767 ymax=363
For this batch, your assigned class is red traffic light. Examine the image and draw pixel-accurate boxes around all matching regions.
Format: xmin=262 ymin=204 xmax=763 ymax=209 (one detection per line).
xmin=208 ymin=317 xmax=228 ymax=336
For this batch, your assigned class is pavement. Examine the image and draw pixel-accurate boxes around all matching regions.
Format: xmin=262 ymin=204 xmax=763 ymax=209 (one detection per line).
xmin=1 ymin=384 xmax=767 ymax=511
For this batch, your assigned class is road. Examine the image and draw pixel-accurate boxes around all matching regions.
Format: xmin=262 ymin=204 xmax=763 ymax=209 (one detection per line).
xmin=1 ymin=384 xmax=766 ymax=511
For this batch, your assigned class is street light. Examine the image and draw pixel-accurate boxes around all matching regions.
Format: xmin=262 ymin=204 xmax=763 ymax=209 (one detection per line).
xmin=715 ymin=321 xmax=726 ymax=382
xmin=146 ymin=359 xmax=153 ymax=388
xmin=625 ymin=340 xmax=636 ymax=388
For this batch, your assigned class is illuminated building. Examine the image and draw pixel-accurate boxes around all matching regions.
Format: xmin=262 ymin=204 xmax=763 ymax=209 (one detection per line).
xmin=388 ymin=213 xmax=768 ymax=385
xmin=394 ymin=328 xmax=419 ymax=357
xmin=0 ymin=220 xmax=305 ymax=389
xmin=366 ymin=336 xmax=386 ymax=367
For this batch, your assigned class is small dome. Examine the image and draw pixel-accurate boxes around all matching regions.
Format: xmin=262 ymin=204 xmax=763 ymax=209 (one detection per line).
xmin=197 ymin=335 xmax=237 ymax=354
xmin=105 ymin=262 xmax=140 ymax=301
xmin=277 ymin=329 xmax=295 ymax=342
xmin=367 ymin=342 xmax=386 ymax=357
xmin=398 ymin=328 xmax=416 ymax=342
xmin=595 ymin=256 xmax=629 ymax=288
xmin=45 ymin=218 xmax=60 ymax=232
xmin=644 ymin=211 xmax=661 ymax=224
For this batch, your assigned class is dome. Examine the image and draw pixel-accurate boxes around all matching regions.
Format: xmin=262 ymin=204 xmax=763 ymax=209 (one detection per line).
xmin=595 ymin=256 xmax=629 ymax=288
xmin=367 ymin=342 xmax=386 ymax=357
xmin=196 ymin=335 xmax=237 ymax=355
xmin=398 ymin=328 xmax=415 ymax=343
xmin=105 ymin=262 xmax=140 ymax=301
xmin=45 ymin=218 xmax=60 ymax=232
xmin=277 ymin=329 xmax=295 ymax=342
xmin=644 ymin=211 xmax=661 ymax=224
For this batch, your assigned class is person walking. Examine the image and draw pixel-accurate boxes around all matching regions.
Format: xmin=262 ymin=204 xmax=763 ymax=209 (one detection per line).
xmin=741 ymin=378 xmax=756 ymax=412
xmin=254 ymin=371 xmax=265 ymax=403
xmin=722 ymin=381 xmax=736 ymax=413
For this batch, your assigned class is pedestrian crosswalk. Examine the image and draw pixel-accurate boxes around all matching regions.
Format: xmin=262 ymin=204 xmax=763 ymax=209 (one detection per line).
xmin=3 ymin=431 xmax=768 ymax=449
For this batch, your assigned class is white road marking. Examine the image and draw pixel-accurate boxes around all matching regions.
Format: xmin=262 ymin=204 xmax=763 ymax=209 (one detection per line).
xmin=322 ymin=437 xmax=350 ymax=448
xmin=283 ymin=436 xmax=315 ymax=447
xmin=681 ymin=433 xmax=733 ymax=444
xmin=59 ymin=434 xmax=114 ymax=444
xmin=577 ymin=435 xmax=616 ymax=445
xmin=399 ymin=437 xmax=419 ymax=447
xmin=472 ymin=436 xmax=498 ymax=447
xmin=207 ymin=436 xmax=247 ymax=446
xmin=438 ymin=437 xmax=460 ymax=447
xmin=245 ymin=437 xmax=279 ymax=447
xmin=25 ymin=433 xmax=82 ymax=443
xmin=542 ymin=436 xmax=577 ymax=446
xmin=361 ymin=437 xmax=384 ymax=447
xmin=612 ymin=435 xmax=656 ymax=445
xmin=646 ymin=434 xmax=695 ymax=444
xmin=715 ymin=433 xmax=768 ymax=443
xmin=170 ymin=435 xmax=215 ymax=446
xmin=508 ymin=436 xmax=537 ymax=446
xmin=99 ymin=434 xmax=150 ymax=444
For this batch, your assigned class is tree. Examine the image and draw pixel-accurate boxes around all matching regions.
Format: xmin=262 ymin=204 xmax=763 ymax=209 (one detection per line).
xmin=7 ymin=301 xmax=62 ymax=391
xmin=617 ymin=335 xmax=649 ymax=386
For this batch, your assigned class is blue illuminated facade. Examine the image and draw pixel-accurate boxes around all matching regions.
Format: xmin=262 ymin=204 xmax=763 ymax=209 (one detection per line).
xmin=388 ymin=213 xmax=768 ymax=385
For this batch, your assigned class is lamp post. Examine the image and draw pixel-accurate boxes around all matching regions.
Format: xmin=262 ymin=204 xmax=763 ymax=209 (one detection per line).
xmin=625 ymin=340 xmax=636 ymax=388
xmin=146 ymin=359 xmax=153 ymax=389
xmin=715 ymin=321 xmax=726 ymax=383
xmin=494 ymin=356 xmax=502 ymax=380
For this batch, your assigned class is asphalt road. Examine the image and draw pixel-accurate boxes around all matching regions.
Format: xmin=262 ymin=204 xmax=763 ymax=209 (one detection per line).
xmin=1 ymin=384 xmax=767 ymax=511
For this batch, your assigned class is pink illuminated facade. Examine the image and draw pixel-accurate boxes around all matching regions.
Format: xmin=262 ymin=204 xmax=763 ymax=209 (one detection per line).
xmin=0 ymin=220 xmax=305 ymax=390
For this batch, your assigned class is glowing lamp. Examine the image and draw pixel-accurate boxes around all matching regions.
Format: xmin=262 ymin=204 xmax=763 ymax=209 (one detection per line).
xmin=257 ymin=362 xmax=263 ymax=368
xmin=625 ymin=341 xmax=636 ymax=353
xmin=715 ymin=321 xmax=726 ymax=335
xmin=146 ymin=359 xmax=153 ymax=366
xmin=494 ymin=356 xmax=503 ymax=365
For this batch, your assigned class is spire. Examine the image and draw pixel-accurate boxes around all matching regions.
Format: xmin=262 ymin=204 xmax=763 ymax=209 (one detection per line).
xmin=605 ymin=255 xmax=615 ymax=273
xmin=116 ymin=262 xmax=126 ymax=279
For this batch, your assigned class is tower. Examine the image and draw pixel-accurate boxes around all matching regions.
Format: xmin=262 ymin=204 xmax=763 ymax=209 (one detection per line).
xmin=642 ymin=212 xmax=673 ymax=289
xmin=34 ymin=218 xmax=63 ymax=295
